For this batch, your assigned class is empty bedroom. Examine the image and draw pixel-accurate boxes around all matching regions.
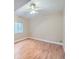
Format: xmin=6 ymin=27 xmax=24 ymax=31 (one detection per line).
xmin=14 ymin=0 xmax=65 ymax=59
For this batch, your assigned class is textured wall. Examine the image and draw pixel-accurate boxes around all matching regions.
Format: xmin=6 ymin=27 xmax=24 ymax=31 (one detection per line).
xmin=14 ymin=16 xmax=31 ymax=40
xmin=30 ymin=12 xmax=64 ymax=43
xmin=14 ymin=12 xmax=64 ymax=43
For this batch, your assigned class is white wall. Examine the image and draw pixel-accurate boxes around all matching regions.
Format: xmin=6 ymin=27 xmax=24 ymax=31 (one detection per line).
xmin=30 ymin=12 xmax=64 ymax=42
xmin=14 ymin=12 xmax=64 ymax=43
xmin=14 ymin=16 xmax=30 ymax=40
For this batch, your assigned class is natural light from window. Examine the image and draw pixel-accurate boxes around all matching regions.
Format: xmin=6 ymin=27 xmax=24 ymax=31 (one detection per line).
xmin=14 ymin=22 xmax=23 ymax=33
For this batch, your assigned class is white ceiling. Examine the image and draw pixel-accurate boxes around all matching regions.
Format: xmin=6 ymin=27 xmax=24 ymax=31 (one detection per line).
xmin=14 ymin=0 xmax=30 ymax=10
xmin=15 ymin=0 xmax=65 ymax=17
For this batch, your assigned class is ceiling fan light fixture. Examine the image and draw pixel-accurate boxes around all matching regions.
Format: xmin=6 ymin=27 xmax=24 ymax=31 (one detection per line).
xmin=30 ymin=10 xmax=38 ymax=14
xmin=30 ymin=3 xmax=36 ymax=9
xmin=29 ymin=3 xmax=39 ymax=14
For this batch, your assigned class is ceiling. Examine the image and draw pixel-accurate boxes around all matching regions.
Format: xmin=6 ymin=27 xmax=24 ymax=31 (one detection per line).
xmin=14 ymin=0 xmax=30 ymax=10
xmin=15 ymin=0 xmax=65 ymax=17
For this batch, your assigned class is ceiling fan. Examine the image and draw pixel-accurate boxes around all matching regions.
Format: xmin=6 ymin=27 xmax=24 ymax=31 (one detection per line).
xmin=15 ymin=0 xmax=42 ymax=15
xmin=29 ymin=3 xmax=38 ymax=14
xmin=25 ymin=0 xmax=41 ymax=14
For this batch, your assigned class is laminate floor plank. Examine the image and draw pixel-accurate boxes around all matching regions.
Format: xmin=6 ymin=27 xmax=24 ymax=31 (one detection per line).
xmin=15 ymin=38 xmax=64 ymax=59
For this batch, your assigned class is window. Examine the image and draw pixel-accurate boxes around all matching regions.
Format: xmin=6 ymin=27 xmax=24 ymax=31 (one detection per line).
xmin=14 ymin=22 xmax=23 ymax=33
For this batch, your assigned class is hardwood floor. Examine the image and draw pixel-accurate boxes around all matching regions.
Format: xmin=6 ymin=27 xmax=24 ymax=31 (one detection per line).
xmin=14 ymin=38 xmax=64 ymax=59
